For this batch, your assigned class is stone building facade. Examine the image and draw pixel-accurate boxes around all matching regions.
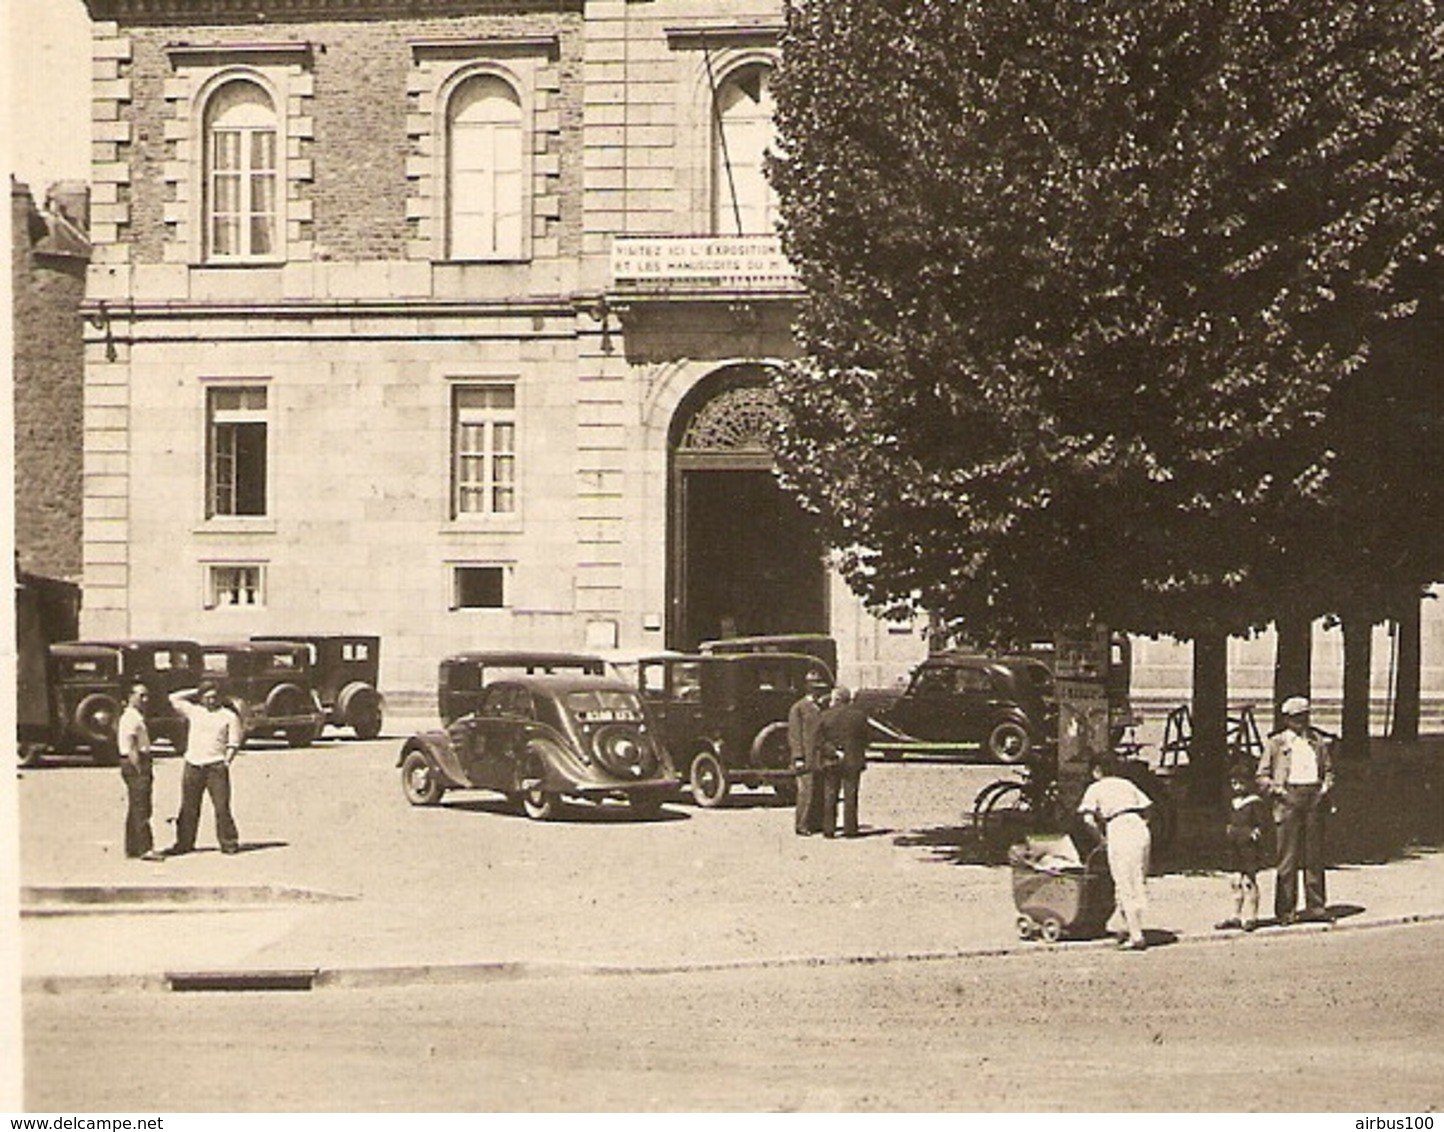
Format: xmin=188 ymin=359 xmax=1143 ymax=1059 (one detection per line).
xmin=77 ymin=0 xmax=924 ymax=702
xmin=12 ymin=179 xmax=90 ymax=582
xmin=75 ymin=0 xmax=1444 ymax=717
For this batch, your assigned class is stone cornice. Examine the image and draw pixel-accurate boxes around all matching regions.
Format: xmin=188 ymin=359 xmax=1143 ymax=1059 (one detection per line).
xmin=84 ymin=0 xmax=581 ymax=28
xmin=165 ymin=40 xmax=316 ymax=65
xmin=663 ymin=22 xmax=784 ymax=49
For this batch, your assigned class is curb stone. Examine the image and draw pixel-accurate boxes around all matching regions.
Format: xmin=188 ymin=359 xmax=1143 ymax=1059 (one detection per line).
xmin=22 ymin=909 xmax=1444 ymax=996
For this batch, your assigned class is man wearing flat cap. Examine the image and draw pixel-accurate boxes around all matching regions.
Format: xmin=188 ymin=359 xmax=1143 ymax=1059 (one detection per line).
xmin=1256 ymin=695 xmax=1334 ymax=924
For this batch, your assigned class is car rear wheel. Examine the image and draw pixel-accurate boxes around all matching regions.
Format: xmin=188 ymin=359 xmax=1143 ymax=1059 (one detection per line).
xmin=988 ymin=721 xmax=1031 ymax=763
xmin=74 ymin=693 xmax=121 ymax=762
xmin=17 ymin=742 xmax=46 ymax=769
xmin=352 ymin=710 xmax=383 ymax=741
xmin=340 ymin=683 xmax=383 ymax=740
xmin=689 ymin=751 xmax=728 ymax=808
xmin=401 ymin=749 xmax=445 ymax=806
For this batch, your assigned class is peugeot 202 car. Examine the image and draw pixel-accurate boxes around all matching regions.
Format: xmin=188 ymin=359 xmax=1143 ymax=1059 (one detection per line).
xmin=398 ymin=673 xmax=677 ymax=820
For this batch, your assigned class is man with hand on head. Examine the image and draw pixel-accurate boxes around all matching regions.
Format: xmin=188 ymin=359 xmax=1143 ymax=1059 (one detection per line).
xmin=166 ymin=681 xmax=244 ymax=856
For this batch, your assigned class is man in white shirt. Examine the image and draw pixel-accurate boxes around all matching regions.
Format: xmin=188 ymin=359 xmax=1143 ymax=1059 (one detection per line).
xmin=166 ymin=681 xmax=244 ymax=856
xmin=116 ymin=683 xmax=164 ymax=861
xmin=1257 ymin=695 xmax=1335 ymax=924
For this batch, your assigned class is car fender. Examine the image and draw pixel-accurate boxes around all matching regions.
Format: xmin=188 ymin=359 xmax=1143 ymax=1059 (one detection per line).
xmin=397 ymin=731 xmax=464 ymax=789
xmin=513 ymin=729 xmax=579 ymax=793
xmin=749 ymin=720 xmax=792 ymax=771
xmin=263 ymin=681 xmax=312 ymax=720
xmin=990 ymin=708 xmax=1033 ymax=735
xmin=337 ymin=680 xmax=381 ymax=723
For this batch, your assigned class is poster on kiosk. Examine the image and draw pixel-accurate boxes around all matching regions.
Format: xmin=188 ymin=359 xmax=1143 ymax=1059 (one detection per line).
xmin=1053 ymin=625 xmax=1113 ymax=816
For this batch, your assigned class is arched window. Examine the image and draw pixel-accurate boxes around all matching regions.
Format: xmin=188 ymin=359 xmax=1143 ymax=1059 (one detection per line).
xmin=447 ymin=74 xmax=524 ymax=259
xmin=204 ymin=80 xmax=278 ymax=260
xmin=713 ymin=63 xmax=778 ymax=236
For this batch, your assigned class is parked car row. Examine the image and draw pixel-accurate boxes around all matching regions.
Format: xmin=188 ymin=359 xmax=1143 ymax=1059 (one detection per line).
xmin=398 ymin=634 xmax=1112 ymax=822
xmin=19 ymin=634 xmax=384 ymax=766
xmin=399 ymin=646 xmax=836 ymax=819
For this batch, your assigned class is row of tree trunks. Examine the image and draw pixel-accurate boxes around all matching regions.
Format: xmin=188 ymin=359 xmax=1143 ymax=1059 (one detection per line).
xmin=1190 ymin=593 xmax=1428 ymax=798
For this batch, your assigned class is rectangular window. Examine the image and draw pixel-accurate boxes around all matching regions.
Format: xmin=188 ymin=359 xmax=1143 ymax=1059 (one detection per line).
xmin=452 ymin=384 xmax=516 ymax=517
xmin=207 ymin=386 xmax=268 ymax=517
xmin=453 ymin=566 xmax=506 ymax=610
xmin=207 ymin=564 xmax=265 ymax=608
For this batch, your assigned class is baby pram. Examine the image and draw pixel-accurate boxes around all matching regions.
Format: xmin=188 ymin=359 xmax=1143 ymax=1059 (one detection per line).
xmin=1009 ymin=835 xmax=1115 ymax=943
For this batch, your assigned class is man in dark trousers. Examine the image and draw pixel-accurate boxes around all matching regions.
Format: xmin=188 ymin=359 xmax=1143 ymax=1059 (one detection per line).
xmin=1257 ymin=695 xmax=1335 ymax=924
xmin=789 ymin=672 xmax=830 ymax=836
xmin=818 ymin=685 xmax=871 ymax=839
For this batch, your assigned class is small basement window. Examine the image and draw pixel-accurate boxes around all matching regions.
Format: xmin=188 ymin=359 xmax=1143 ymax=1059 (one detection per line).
xmin=452 ymin=565 xmax=507 ymax=610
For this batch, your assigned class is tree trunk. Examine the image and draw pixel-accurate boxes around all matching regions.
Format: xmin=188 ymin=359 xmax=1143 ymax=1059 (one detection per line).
xmin=1272 ymin=612 xmax=1313 ymax=732
xmin=1190 ymin=629 xmax=1228 ymax=802
xmin=1340 ymin=612 xmax=1373 ymax=760
xmin=1390 ymin=594 xmax=1421 ymax=742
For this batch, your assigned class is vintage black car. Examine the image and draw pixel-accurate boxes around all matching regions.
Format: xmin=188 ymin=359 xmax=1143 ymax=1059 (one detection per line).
xmin=399 ymin=673 xmax=676 ymax=820
xmin=437 ymin=650 xmax=606 ymax=725
xmin=43 ymin=639 xmax=203 ymax=765
xmin=636 ymin=651 xmax=834 ymax=807
xmin=253 ymin=634 xmax=384 ymax=738
xmin=857 ymin=652 xmax=1058 ymax=763
xmin=199 ymin=641 xmax=327 ymax=747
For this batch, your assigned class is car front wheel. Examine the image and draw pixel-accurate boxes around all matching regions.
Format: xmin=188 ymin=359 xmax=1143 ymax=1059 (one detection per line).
xmin=689 ymin=751 xmax=728 ymax=808
xmin=988 ymin=721 xmax=1031 ymax=763
xmin=401 ymin=749 xmax=445 ymax=806
xmin=521 ymin=786 xmax=558 ymax=821
xmin=519 ymin=751 xmax=558 ymax=820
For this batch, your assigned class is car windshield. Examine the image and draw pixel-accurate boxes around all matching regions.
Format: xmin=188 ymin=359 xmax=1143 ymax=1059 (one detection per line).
xmin=566 ymin=689 xmax=645 ymax=723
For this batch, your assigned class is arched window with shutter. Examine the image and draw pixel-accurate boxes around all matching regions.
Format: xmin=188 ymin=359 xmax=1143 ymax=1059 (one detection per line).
xmin=447 ymin=73 xmax=525 ymax=260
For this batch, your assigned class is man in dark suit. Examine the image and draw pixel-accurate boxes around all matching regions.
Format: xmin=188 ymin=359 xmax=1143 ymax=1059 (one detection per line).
xmin=818 ymin=685 xmax=871 ymax=838
xmin=789 ymin=673 xmax=830 ymax=835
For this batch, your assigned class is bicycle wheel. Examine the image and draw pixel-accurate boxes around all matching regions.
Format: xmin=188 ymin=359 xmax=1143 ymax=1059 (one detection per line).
xmin=970 ymin=778 xmax=1021 ymax=827
xmin=976 ymin=780 xmax=1029 ymax=842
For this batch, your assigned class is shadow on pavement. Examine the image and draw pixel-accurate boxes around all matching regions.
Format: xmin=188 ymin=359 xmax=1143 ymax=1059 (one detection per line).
xmin=911 ymin=738 xmax=1444 ymax=877
xmin=442 ymin=796 xmax=691 ymax=824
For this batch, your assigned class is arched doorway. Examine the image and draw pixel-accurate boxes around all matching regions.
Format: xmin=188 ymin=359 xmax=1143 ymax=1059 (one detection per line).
xmin=668 ymin=366 xmax=828 ymax=650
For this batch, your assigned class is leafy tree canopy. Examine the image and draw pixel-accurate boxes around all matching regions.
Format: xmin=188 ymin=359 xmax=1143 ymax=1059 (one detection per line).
xmin=769 ymin=0 xmax=1444 ymax=643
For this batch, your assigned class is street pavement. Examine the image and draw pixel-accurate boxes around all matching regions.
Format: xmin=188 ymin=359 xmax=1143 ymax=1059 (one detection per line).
xmin=16 ymin=719 xmax=1444 ymax=991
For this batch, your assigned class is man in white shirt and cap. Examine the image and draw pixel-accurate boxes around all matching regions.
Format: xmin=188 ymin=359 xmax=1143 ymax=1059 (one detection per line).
xmin=1257 ymin=695 xmax=1335 ymax=924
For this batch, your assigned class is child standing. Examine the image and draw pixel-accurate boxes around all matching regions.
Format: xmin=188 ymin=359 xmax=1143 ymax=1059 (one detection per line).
xmin=1216 ymin=766 xmax=1269 ymax=932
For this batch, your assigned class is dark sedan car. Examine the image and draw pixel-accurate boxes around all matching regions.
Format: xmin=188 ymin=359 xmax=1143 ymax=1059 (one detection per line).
xmin=44 ymin=639 xmax=203 ymax=764
xmin=437 ymin=650 xmax=607 ymax=725
xmin=857 ymin=652 xmax=1058 ymax=763
xmin=398 ymin=673 xmax=677 ymax=820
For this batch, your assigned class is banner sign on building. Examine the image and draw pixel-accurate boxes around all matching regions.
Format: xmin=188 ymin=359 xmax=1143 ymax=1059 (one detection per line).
xmin=611 ymin=235 xmax=799 ymax=293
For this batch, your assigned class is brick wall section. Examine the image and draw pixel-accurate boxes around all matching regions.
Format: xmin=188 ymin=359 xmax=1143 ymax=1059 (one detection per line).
xmin=116 ymin=12 xmax=582 ymax=265
xmin=11 ymin=183 xmax=87 ymax=581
